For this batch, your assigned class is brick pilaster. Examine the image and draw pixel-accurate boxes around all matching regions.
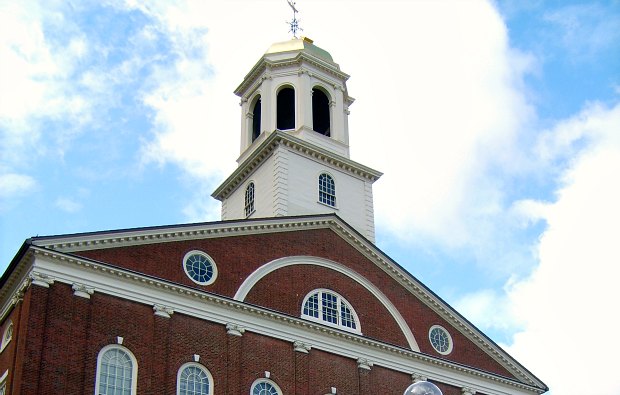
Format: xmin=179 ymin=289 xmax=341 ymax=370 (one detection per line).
xmin=226 ymin=323 xmax=244 ymax=395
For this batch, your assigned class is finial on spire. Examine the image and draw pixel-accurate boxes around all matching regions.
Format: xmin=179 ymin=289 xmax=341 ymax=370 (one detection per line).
xmin=286 ymin=0 xmax=303 ymax=38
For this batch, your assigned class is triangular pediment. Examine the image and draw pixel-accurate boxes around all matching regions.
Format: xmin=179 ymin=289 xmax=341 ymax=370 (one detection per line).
xmin=1 ymin=214 xmax=546 ymax=392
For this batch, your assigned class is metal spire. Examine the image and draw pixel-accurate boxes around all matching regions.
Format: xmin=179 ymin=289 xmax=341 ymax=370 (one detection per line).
xmin=286 ymin=0 xmax=303 ymax=38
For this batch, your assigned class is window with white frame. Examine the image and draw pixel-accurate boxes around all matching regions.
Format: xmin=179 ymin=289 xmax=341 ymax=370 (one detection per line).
xmin=0 ymin=321 xmax=13 ymax=352
xmin=0 ymin=369 xmax=7 ymax=395
xmin=251 ymin=379 xmax=282 ymax=395
xmin=428 ymin=325 xmax=453 ymax=355
xmin=177 ymin=363 xmax=212 ymax=395
xmin=318 ymin=173 xmax=336 ymax=207
xmin=302 ymin=289 xmax=360 ymax=332
xmin=245 ymin=182 xmax=255 ymax=217
xmin=95 ymin=345 xmax=137 ymax=395
xmin=183 ymin=251 xmax=218 ymax=286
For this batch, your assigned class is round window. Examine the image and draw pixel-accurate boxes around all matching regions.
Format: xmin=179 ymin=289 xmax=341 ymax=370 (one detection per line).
xmin=183 ymin=251 xmax=217 ymax=285
xmin=428 ymin=325 xmax=453 ymax=355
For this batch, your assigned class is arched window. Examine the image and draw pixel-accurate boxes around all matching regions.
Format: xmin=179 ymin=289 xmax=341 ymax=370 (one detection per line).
xmin=251 ymin=379 xmax=282 ymax=395
xmin=251 ymin=96 xmax=261 ymax=142
xmin=0 ymin=321 xmax=13 ymax=352
xmin=177 ymin=363 xmax=213 ymax=395
xmin=302 ymin=289 xmax=360 ymax=332
xmin=95 ymin=345 xmax=137 ymax=395
xmin=245 ymin=182 xmax=255 ymax=217
xmin=312 ymin=88 xmax=330 ymax=136
xmin=318 ymin=173 xmax=336 ymax=207
xmin=277 ymin=87 xmax=295 ymax=130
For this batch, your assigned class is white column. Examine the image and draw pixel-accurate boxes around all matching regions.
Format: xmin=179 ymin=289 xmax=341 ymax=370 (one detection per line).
xmin=298 ymin=69 xmax=312 ymax=131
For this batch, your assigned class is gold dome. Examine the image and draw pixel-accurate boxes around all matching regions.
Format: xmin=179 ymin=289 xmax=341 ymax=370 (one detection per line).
xmin=265 ymin=37 xmax=334 ymax=63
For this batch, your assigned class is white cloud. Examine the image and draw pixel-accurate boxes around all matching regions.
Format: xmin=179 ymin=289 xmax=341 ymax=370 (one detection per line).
xmin=128 ymin=1 xmax=292 ymax=219
xmin=498 ymin=103 xmax=620 ymax=395
xmin=453 ymin=287 xmax=520 ymax=333
xmin=121 ymin=1 xmax=539 ymax=247
xmin=453 ymin=103 xmax=620 ymax=394
xmin=0 ymin=0 xmax=98 ymax=180
xmin=55 ymin=197 xmax=83 ymax=213
xmin=356 ymin=1 xmax=534 ymax=249
xmin=0 ymin=173 xmax=36 ymax=199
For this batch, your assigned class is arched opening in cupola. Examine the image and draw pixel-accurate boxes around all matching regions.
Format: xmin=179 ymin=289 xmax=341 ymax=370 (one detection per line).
xmin=251 ymin=95 xmax=261 ymax=142
xmin=312 ymin=87 xmax=330 ymax=136
xmin=277 ymin=86 xmax=295 ymax=130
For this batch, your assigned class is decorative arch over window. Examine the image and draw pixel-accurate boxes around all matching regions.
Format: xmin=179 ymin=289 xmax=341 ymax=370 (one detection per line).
xmin=251 ymin=379 xmax=282 ymax=395
xmin=276 ymin=86 xmax=295 ymax=130
xmin=318 ymin=173 xmax=336 ymax=207
xmin=0 ymin=321 xmax=13 ymax=352
xmin=95 ymin=344 xmax=138 ymax=395
xmin=251 ymin=95 xmax=261 ymax=142
xmin=312 ymin=87 xmax=330 ymax=136
xmin=177 ymin=362 xmax=213 ymax=395
xmin=233 ymin=256 xmax=419 ymax=351
xmin=245 ymin=182 xmax=255 ymax=217
xmin=302 ymin=289 xmax=361 ymax=333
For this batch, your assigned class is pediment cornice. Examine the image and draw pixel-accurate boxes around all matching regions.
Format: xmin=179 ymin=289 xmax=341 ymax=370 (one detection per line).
xmin=7 ymin=214 xmax=544 ymax=391
xmin=234 ymin=51 xmax=350 ymax=97
xmin=212 ymin=131 xmax=382 ymax=201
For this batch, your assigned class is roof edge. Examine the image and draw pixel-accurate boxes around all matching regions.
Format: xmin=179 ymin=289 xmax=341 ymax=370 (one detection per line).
xmin=212 ymin=130 xmax=382 ymax=201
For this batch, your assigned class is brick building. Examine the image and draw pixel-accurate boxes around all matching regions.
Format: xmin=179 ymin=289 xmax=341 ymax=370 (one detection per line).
xmin=0 ymin=38 xmax=547 ymax=395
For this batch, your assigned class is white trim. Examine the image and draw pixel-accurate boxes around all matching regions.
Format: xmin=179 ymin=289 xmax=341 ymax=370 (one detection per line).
xmin=94 ymin=344 xmax=138 ymax=395
xmin=183 ymin=250 xmax=218 ymax=286
xmin=250 ymin=378 xmax=282 ymax=395
xmin=177 ymin=362 xmax=213 ymax=395
xmin=234 ymin=256 xmax=419 ymax=351
xmin=213 ymin=132 xmax=381 ymax=200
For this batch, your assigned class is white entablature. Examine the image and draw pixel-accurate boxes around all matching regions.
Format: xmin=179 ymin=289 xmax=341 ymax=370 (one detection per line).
xmin=213 ymin=37 xmax=381 ymax=242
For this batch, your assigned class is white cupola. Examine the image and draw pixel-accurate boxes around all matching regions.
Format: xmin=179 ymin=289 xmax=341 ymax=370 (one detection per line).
xmin=213 ymin=37 xmax=382 ymax=242
xmin=235 ymin=36 xmax=354 ymax=161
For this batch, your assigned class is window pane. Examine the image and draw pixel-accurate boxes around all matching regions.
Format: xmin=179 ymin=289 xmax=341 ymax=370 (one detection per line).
xmin=321 ymin=292 xmax=338 ymax=324
xmin=303 ymin=293 xmax=319 ymax=318
xmin=245 ymin=183 xmax=255 ymax=217
xmin=318 ymin=174 xmax=336 ymax=207
xmin=340 ymin=301 xmax=356 ymax=329
xmin=253 ymin=381 xmax=278 ymax=395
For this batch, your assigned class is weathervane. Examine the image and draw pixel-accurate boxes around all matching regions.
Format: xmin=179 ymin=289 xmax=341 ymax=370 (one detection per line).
xmin=286 ymin=0 xmax=303 ymax=38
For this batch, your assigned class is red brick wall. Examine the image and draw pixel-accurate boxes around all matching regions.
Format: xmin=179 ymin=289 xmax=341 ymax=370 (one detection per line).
xmin=309 ymin=349 xmax=360 ymax=394
xmin=74 ymin=228 xmax=513 ymax=378
xmin=241 ymin=332 xmax=295 ymax=394
xmin=0 ymin=302 xmax=22 ymax=395
xmin=6 ymin=281 xmax=499 ymax=395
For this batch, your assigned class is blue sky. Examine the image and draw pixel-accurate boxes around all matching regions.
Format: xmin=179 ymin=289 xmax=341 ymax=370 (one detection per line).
xmin=1 ymin=1 xmax=619 ymax=393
